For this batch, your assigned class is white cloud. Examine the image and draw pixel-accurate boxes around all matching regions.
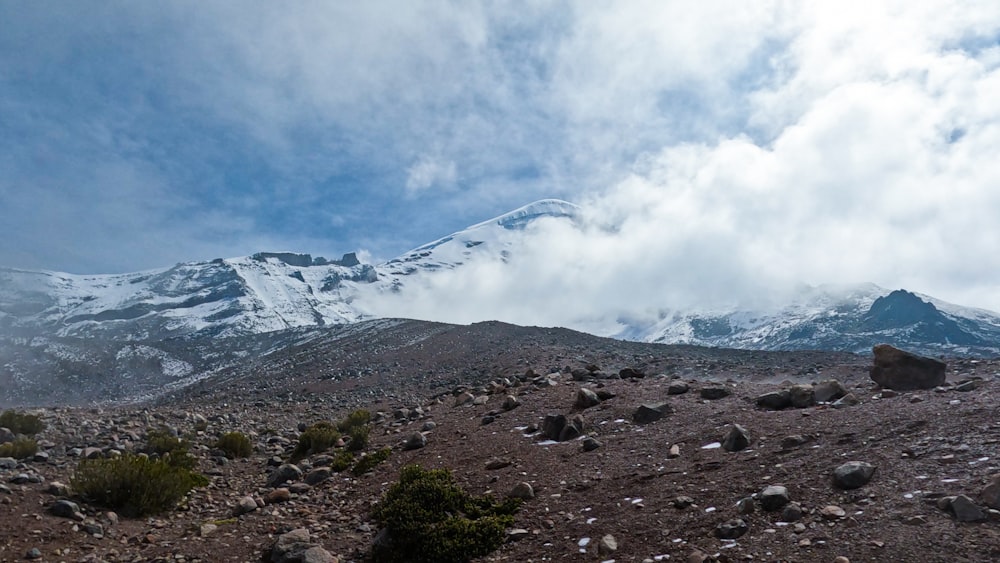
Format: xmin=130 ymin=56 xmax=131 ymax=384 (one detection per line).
xmin=405 ymin=155 xmax=458 ymax=194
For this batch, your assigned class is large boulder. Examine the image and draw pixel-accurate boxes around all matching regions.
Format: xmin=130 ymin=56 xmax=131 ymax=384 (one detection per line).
xmin=832 ymin=461 xmax=876 ymax=489
xmin=870 ymin=344 xmax=946 ymax=390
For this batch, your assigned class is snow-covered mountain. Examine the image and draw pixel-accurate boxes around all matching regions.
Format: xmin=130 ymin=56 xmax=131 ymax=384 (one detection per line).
xmin=625 ymin=284 xmax=1000 ymax=357
xmin=3 ymin=197 xmax=1000 ymax=405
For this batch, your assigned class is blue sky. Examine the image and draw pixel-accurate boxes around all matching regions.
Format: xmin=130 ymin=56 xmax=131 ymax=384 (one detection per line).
xmin=3 ymin=2 xmax=1000 ymax=311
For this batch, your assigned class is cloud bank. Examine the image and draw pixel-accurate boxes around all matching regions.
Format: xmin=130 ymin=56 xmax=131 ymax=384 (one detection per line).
xmin=2 ymin=2 xmax=1000 ymax=317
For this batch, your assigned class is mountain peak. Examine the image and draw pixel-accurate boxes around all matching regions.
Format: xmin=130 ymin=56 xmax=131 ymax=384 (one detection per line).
xmin=466 ymin=199 xmax=579 ymax=231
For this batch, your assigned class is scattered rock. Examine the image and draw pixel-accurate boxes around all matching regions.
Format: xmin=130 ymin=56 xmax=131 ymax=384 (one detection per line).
xmin=722 ymin=424 xmax=751 ymax=452
xmin=832 ymin=461 xmax=876 ymax=490
xmin=502 ymin=395 xmax=520 ymax=411
xmin=788 ymin=384 xmax=816 ymax=408
xmin=633 ymin=403 xmax=672 ymax=424
xmin=559 ymin=414 xmax=585 ymax=442
xmin=454 ymin=392 xmax=474 ymax=407
xmin=265 ymin=488 xmax=291 ymax=504
xmin=700 ymin=387 xmax=731 ymax=400
xmin=982 ymin=475 xmax=1000 ymax=509
xmin=403 ymin=432 xmax=426 ymax=451
xmin=267 ymin=464 xmax=303 ymax=487
xmin=575 ymin=388 xmax=601 ymax=409
xmin=832 ymin=393 xmax=859 ymax=408
xmin=667 ymin=382 xmax=690 ymax=395
xmin=509 ymin=482 xmax=534 ymax=500
xmin=49 ymin=499 xmax=81 ymax=519
xmin=235 ymin=495 xmax=259 ymax=516
xmin=813 ymin=379 xmax=848 ymax=403
xmin=760 ymin=485 xmax=791 ymax=511
xmin=674 ymin=496 xmax=696 ymax=509
xmin=598 ymin=534 xmax=618 ymax=554
xmin=781 ymin=502 xmax=803 ymax=522
xmin=581 ymin=437 xmax=602 ymax=452
xmin=950 ymin=494 xmax=986 ymax=522
xmin=304 ymin=467 xmax=332 ymax=486
xmin=820 ymin=505 xmax=846 ymax=519
xmin=780 ymin=435 xmax=812 ymax=450
xmin=756 ymin=390 xmax=792 ymax=410
xmin=485 ymin=458 xmax=512 ymax=470
xmin=736 ymin=497 xmax=755 ymax=515
xmin=269 ymin=528 xmax=337 ymax=563
xmin=541 ymin=414 xmax=567 ymax=441
xmin=870 ymin=344 xmax=946 ymax=390
xmin=714 ymin=518 xmax=748 ymax=539
xmin=619 ymin=367 xmax=645 ymax=379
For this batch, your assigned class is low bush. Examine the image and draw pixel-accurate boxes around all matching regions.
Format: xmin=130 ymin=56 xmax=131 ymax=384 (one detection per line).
xmin=346 ymin=424 xmax=370 ymax=452
xmin=71 ymin=454 xmax=209 ymax=516
xmin=215 ymin=431 xmax=252 ymax=459
xmin=143 ymin=428 xmax=197 ymax=470
xmin=337 ymin=409 xmax=371 ymax=432
xmin=0 ymin=410 xmax=45 ymax=435
xmin=370 ymin=465 xmax=520 ymax=563
xmin=291 ymin=422 xmax=340 ymax=461
xmin=0 ymin=437 xmax=38 ymax=459
xmin=331 ymin=450 xmax=355 ymax=472
xmin=351 ymin=446 xmax=391 ymax=476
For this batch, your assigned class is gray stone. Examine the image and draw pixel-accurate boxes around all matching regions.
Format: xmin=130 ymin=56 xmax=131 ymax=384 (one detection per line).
xmin=674 ymin=496 xmax=695 ymax=509
xmin=780 ymin=434 xmax=812 ymax=450
xmin=502 ymin=395 xmax=520 ymax=411
xmin=755 ymin=390 xmax=792 ymax=410
xmin=509 ymin=481 xmax=534 ymax=500
xmin=50 ymin=499 xmax=81 ymax=519
xmin=667 ymin=382 xmax=690 ymax=395
xmin=700 ymin=387 xmax=731 ymax=400
xmin=305 ymin=467 xmax=332 ymax=486
xmin=833 ymin=461 xmax=876 ymax=490
xmin=0 ymin=427 xmax=14 ymax=444
xmin=832 ymin=393 xmax=859 ymax=408
xmin=870 ymin=344 xmax=946 ymax=390
xmin=714 ymin=518 xmax=748 ymax=539
xmin=403 ymin=432 xmax=426 ymax=450
xmin=234 ymin=495 xmax=258 ymax=516
xmin=982 ymin=475 xmax=1000 ymax=509
xmin=558 ymin=414 xmax=585 ymax=442
xmin=454 ymin=392 xmax=474 ymax=407
xmin=541 ymin=414 xmax=567 ymax=441
xmin=951 ymin=494 xmax=986 ymax=522
xmin=789 ymin=384 xmax=816 ymax=408
xmin=814 ymin=379 xmax=848 ymax=403
xmin=575 ymin=388 xmax=601 ymax=409
xmin=760 ymin=485 xmax=791 ymax=511
xmin=581 ymin=437 xmax=602 ymax=452
xmin=0 ymin=457 xmax=16 ymax=469
xmin=267 ymin=464 xmax=303 ymax=487
xmin=736 ymin=497 xmax=755 ymax=515
xmin=633 ymin=403 xmax=672 ymax=424
xmin=25 ymin=548 xmax=41 ymax=560
xmin=954 ymin=380 xmax=979 ymax=392
xmin=781 ymin=502 xmax=803 ymax=522
xmin=599 ymin=534 xmax=618 ymax=555
xmin=722 ymin=424 xmax=751 ymax=452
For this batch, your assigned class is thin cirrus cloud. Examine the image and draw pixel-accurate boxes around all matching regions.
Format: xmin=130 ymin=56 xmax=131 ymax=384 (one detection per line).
xmin=1 ymin=2 xmax=999 ymax=318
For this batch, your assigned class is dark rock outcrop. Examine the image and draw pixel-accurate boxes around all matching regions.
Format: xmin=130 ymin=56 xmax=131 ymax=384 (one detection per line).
xmin=870 ymin=344 xmax=946 ymax=390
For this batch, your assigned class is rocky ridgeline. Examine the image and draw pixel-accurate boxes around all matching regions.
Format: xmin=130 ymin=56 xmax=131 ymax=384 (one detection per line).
xmin=1 ymin=344 xmax=1000 ymax=562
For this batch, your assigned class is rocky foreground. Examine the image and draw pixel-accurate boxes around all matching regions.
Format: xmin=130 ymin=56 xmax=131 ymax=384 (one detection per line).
xmin=2 ymin=329 xmax=1000 ymax=562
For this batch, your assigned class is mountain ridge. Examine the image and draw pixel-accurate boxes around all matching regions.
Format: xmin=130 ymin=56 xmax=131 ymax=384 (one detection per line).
xmin=3 ymin=199 xmax=1000 ymax=404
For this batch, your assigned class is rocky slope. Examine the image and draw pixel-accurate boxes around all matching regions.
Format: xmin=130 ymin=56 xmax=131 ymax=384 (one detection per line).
xmin=1 ymin=323 xmax=999 ymax=562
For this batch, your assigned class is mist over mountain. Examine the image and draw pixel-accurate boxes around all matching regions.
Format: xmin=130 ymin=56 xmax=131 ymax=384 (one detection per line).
xmin=3 ymin=199 xmax=1000 ymax=406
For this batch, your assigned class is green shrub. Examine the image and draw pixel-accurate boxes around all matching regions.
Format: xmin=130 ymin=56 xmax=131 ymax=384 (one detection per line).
xmin=0 ymin=437 xmax=38 ymax=459
xmin=215 ymin=432 xmax=252 ymax=459
xmin=71 ymin=454 xmax=209 ymax=516
xmin=0 ymin=410 xmax=45 ymax=435
xmin=291 ymin=422 xmax=340 ymax=461
xmin=337 ymin=409 xmax=372 ymax=432
xmin=143 ymin=428 xmax=197 ymax=470
xmin=144 ymin=428 xmax=188 ymax=455
xmin=370 ymin=465 xmax=520 ymax=563
xmin=331 ymin=450 xmax=355 ymax=472
xmin=351 ymin=446 xmax=391 ymax=476
xmin=346 ymin=424 xmax=370 ymax=452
